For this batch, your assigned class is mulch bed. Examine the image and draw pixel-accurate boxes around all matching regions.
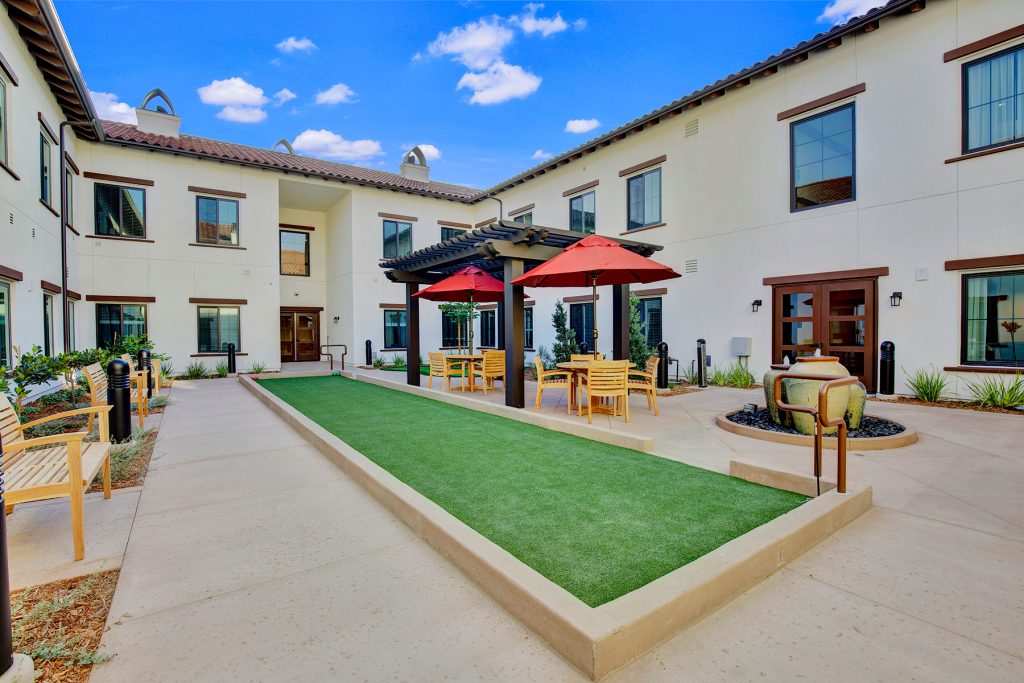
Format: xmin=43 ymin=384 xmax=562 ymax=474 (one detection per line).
xmin=657 ymin=383 xmax=701 ymax=397
xmin=12 ymin=570 xmax=119 ymax=683
xmin=86 ymin=428 xmax=159 ymax=494
xmin=727 ymin=407 xmax=906 ymax=438
xmin=869 ymin=395 xmax=1024 ymax=415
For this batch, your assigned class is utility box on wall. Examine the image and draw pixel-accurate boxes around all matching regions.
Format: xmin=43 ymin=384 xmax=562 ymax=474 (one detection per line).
xmin=731 ymin=336 xmax=752 ymax=358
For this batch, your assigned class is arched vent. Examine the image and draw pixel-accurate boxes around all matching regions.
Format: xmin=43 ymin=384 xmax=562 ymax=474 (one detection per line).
xmin=404 ymin=146 xmax=427 ymax=166
xmin=140 ymin=88 xmax=176 ymax=116
xmin=273 ymin=139 xmax=295 ymax=154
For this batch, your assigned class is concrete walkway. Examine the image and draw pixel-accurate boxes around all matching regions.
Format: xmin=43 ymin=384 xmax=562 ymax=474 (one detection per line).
xmin=92 ymin=376 xmax=1024 ymax=681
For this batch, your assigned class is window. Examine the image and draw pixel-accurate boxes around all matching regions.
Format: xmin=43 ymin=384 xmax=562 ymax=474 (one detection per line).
xmin=791 ymin=103 xmax=855 ymax=211
xmin=627 ymin=168 xmax=661 ymax=230
xmin=96 ymin=303 xmax=147 ymax=349
xmin=383 ymin=309 xmax=407 ymax=349
xmin=65 ymin=168 xmax=74 ymax=227
xmin=39 ymin=132 xmax=52 ymax=204
xmin=0 ymin=281 xmax=10 ymax=367
xmin=196 ymin=196 xmax=239 ymax=246
xmin=637 ymin=297 xmax=663 ymax=347
xmin=68 ymin=300 xmax=76 ymax=351
xmin=569 ymin=191 xmax=596 ymax=233
xmin=0 ymin=78 xmax=7 ymax=166
xmin=94 ymin=183 xmax=146 ymax=237
xmin=280 ymin=230 xmax=310 ymax=276
xmin=513 ymin=212 xmax=533 ymax=225
xmin=569 ymin=302 xmax=594 ymax=348
xmin=525 ymin=307 xmax=534 ymax=349
xmin=964 ymin=44 xmax=1024 ymax=153
xmin=198 ymin=306 xmax=240 ymax=353
xmin=441 ymin=226 xmax=464 ymax=242
xmin=962 ymin=270 xmax=1024 ymax=367
xmin=383 ymin=219 xmax=412 ymax=259
xmin=441 ymin=312 xmax=462 ymax=347
xmin=42 ymin=293 xmax=54 ymax=355
xmin=480 ymin=309 xmax=496 ymax=347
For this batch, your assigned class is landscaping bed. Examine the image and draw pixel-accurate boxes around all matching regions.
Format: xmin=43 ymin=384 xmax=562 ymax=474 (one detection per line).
xmin=869 ymin=395 xmax=1024 ymax=415
xmin=86 ymin=427 xmax=159 ymax=493
xmin=262 ymin=375 xmax=807 ymax=607
xmin=727 ymin=407 xmax=906 ymax=438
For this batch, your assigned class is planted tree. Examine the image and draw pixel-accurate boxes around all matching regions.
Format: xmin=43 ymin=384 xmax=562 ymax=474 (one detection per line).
xmin=551 ymin=300 xmax=579 ymax=363
xmin=628 ymin=295 xmax=654 ymax=369
xmin=438 ymin=301 xmax=479 ymax=353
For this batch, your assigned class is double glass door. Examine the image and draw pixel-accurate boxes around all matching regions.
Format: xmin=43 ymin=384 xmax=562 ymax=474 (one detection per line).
xmin=773 ymin=279 xmax=876 ymax=391
xmin=280 ymin=310 xmax=320 ymax=362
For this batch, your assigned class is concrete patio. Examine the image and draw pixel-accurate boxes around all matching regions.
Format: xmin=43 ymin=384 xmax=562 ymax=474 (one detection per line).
xmin=82 ymin=374 xmax=1022 ymax=681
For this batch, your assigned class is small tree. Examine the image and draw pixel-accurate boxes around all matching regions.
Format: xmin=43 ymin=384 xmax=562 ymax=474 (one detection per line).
xmin=438 ymin=302 xmax=480 ymax=352
xmin=551 ymin=299 xmax=579 ymax=363
xmin=629 ymin=295 xmax=655 ymax=369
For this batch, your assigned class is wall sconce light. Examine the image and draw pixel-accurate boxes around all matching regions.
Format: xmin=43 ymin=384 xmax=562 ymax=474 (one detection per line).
xmin=333 ymin=316 xmax=340 ymax=323
xmin=751 ymin=299 xmax=762 ymax=313
xmin=890 ymin=291 xmax=903 ymax=307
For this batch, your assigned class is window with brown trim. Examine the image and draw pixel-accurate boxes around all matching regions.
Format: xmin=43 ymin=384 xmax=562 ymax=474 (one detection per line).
xmin=198 ymin=306 xmax=240 ymax=353
xmin=196 ymin=196 xmax=239 ymax=246
xmin=280 ymin=230 xmax=310 ymax=276
xmin=961 ymin=270 xmax=1024 ymax=367
xmin=791 ymin=103 xmax=855 ymax=211
xmin=96 ymin=303 xmax=147 ymax=349
xmin=963 ymin=43 xmax=1024 ymax=154
xmin=0 ymin=280 xmax=11 ymax=367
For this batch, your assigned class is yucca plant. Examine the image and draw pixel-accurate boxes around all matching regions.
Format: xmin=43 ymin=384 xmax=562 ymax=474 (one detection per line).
xmin=214 ymin=361 xmax=229 ymax=377
xmin=707 ymin=365 xmax=729 ymax=386
xmin=724 ymin=364 xmax=757 ymax=388
xmin=964 ymin=373 xmax=1024 ymax=409
xmin=391 ymin=354 xmax=406 ymax=368
xmin=248 ymin=362 xmax=266 ymax=375
xmin=182 ymin=361 xmax=209 ymax=380
xmin=904 ymin=366 xmax=949 ymax=403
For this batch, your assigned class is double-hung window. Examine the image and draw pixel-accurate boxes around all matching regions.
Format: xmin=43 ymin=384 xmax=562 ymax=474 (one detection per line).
xmin=39 ymin=132 xmax=52 ymax=205
xmin=95 ymin=183 xmax=146 ymax=237
xmin=791 ymin=104 xmax=855 ymax=210
xmin=441 ymin=226 xmax=464 ymax=242
xmin=569 ymin=302 xmax=594 ymax=348
xmin=198 ymin=306 xmax=240 ymax=353
xmin=383 ymin=309 xmax=407 ymax=349
xmin=196 ymin=196 xmax=239 ymax=246
xmin=964 ymin=44 xmax=1024 ymax=153
xmin=0 ymin=280 xmax=11 ymax=367
xmin=569 ymin=191 xmax=596 ymax=233
xmin=383 ymin=220 xmax=412 ymax=259
xmin=96 ymin=303 xmax=147 ymax=349
xmin=42 ymin=293 xmax=54 ymax=355
xmin=479 ymin=310 xmax=496 ymax=347
xmin=0 ymin=77 xmax=8 ymax=167
xmin=626 ymin=168 xmax=661 ymax=230
xmin=962 ymin=270 xmax=1024 ymax=367
xmin=636 ymin=297 xmax=663 ymax=347
xmin=524 ymin=307 xmax=534 ymax=349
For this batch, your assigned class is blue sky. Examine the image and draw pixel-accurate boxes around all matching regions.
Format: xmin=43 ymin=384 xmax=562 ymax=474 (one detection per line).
xmin=56 ymin=1 xmax=881 ymax=189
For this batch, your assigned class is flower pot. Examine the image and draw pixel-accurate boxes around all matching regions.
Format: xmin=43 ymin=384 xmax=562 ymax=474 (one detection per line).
xmin=763 ymin=363 xmax=793 ymax=427
xmin=783 ymin=356 xmax=851 ymax=435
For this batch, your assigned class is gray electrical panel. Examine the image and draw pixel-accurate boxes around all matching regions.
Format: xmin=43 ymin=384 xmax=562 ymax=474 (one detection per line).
xmin=732 ymin=336 xmax=752 ymax=357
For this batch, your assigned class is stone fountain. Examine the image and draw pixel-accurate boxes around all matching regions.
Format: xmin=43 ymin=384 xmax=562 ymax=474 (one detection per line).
xmin=763 ymin=355 xmax=866 ymax=436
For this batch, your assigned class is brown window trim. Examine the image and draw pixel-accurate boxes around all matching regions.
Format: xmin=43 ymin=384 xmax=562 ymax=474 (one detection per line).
xmin=438 ymin=220 xmax=471 ymax=229
xmin=189 ymin=297 xmax=247 ymax=305
xmin=85 ymin=234 xmax=155 ymax=244
xmin=945 ymin=139 xmax=1024 ymax=164
xmin=83 ymin=171 xmax=155 ymax=187
xmin=943 ymin=23 xmax=1024 ymax=62
xmin=279 ymin=229 xmax=311 ymax=277
xmin=67 ymin=224 xmax=80 ymax=236
xmin=66 ymin=289 xmax=81 ymax=301
xmin=40 ymin=279 xmax=61 ymax=294
xmin=0 ymin=160 xmax=19 ymax=181
xmin=37 ymin=112 xmax=57 ymax=143
xmin=280 ymin=306 xmax=324 ymax=313
xmin=475 ymin=217 xmax=497 ymax=228
xmin=378 ymin=212 xmax=418 ymax=222
xmin=618 ymin=155 xmax=667 ymax=178
xmin=564 ymin=294 xmax=599 ymax=303
xmin=190 ymin=352 xmax=248 ymax=358
xmin=39 ymin=198 xmax=58 ymax=217
xmin=188 ymin=185 xmax=246 ymax=199
xmin=563 ymin=179 xmax=599 ymax=197
xmin=64 ymin=153 xmax=79 ymax=175
xmin=945 ymin=253 xmax=1024 ymax=271
xmin=188 ymin=242 xmax=247 ymax=251
xmin=381 ymin=348 xmax=407 ymax=352
xmin=86 ymin=295 xmax=157 ymax=303
xmin=776 ymin=83 xmax=866 ymax=121
xmin=278 ymin=222 xmax=315 ymax=231
xmin=378 ymin=303 xmax=405 ymax=310
xmin=477 ymin=303 xmax=498 ymax=311
xmin=508 ymin=203 xmax=535 ymax=217
xmin=524 ymin=299 xmax=536 ymax=308
xmin=943 ymin=365 xmax=1024 ymax=375
xmin=619 ymin=222 xmax=666 ymax=235
xmin=0 ymin=50 xmax=18 ymax=86
xmin=0 ymin=265 xmax=24 ymax=281
xmin=763 ymin=266 xmax=888 ymax=286
xmin=634 ymin=287 xmax=667 ymax=298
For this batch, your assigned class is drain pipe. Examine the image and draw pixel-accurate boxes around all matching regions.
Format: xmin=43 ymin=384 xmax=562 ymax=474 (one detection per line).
xmin=488 ymin=196 xmax=504 ymax=222
xmin=59 ymin=119 xmax=95 ymax=353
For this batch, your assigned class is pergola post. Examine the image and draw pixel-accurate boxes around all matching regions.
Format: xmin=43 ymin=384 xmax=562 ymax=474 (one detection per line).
xmin=496 ymin=302 xmax=505 ymax=350
xmin=612 ymin=283 xmax=630 ymax=361
xmin=405 ymin=283 xmax=421 ymax=386
xmin=502 ymin=259 xmax=526 ymax=408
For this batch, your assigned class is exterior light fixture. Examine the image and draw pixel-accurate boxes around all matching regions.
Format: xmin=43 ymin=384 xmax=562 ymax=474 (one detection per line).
xmin=751 ymin=299 xmax=762 ymax=313
xmin=890 ymin=291 xmax=903 ymax=307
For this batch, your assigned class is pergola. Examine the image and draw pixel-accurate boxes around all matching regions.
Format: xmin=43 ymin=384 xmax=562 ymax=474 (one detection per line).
xmin=380 ymin=220 xmax=665 ymax=408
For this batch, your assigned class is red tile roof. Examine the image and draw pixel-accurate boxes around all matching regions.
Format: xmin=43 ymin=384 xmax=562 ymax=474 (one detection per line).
xmin=101 ymin=121 xmax=479 ymax=201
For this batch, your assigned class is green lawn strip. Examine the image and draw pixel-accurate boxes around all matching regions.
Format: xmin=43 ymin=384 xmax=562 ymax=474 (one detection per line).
xmin=380 ymin=365 xmax=430 ymax=376
xmin=264 ymin=376 xmax=807 ymax=607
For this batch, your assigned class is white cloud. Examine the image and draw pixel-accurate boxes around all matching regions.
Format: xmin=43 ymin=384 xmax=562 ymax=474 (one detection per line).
xmin=276 ymin=36 xmax=317 ymax=53
xmin=291 ymin=129 xmax=385 ymax=162
xmin=573 ymin=18 xmax=587 ymax=31
xmin=457 ymin=61 xmax=541 ymax=105
xmin=427 ymin=16 xmax=514 ymax=70
xmin=403 ymin=143 xmax=442 ymax=161
xmin=273 ymin=88 xmax=297 ymax=106
xmin=564 ymin=118 xmax=599 ymax=134
xmin=315 ymin=83 xmax=357 ymax=104
xmin=531 ymin=149 xmax=553 ymax=161
xmin=90 ymin=91 xmax=136 ymax=124
xmin=516 ymin=3 xmax=568 ymax=37
xmin=197 ymin=77 xmax=269 ymax=123
xmin=818 ymin=0 xmax=885 ymax=24
xmin=217 ymin=106 xmax=267 ymax=123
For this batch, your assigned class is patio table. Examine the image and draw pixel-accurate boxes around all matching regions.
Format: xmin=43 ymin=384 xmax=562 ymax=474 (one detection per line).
xmin=447 ymin=354 xmax=484 ymax=392
xmin=556 ymin=360 xmax=634 ymax=415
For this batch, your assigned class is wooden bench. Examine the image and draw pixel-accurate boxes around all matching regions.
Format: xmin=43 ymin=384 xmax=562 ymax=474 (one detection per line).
xmin=1 ymin=392 xmax=113 ymax=561
xmin=85 ymin=362 xmax=148 ymax=429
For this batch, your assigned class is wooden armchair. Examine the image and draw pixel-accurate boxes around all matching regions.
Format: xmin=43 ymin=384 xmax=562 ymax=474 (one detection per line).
xmin=533 ymin=356 xmax=571 ymax=412
xmin=473 ymin=350 xmax=506 ymax=394
xmin=628 ymin=354 xmax=660 ymax=416
xmin=84 ymin=362 xmax=148 ymax=430
xmin=571 ymin=353 xmax=605 ymax=362
xmin=1 ymin=392 xmax=112 ymax=560
xmin=428 ymin=352 xmax=464 ymax=392
xmin=581 ymin=360 xmax=630 ymax=424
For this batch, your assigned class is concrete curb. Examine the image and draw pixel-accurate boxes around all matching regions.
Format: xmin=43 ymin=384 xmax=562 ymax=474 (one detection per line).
xmin=241 ymin=374 xmax=872 ymax=679
xmin=715 ymin=410 xmax=919 ymax=450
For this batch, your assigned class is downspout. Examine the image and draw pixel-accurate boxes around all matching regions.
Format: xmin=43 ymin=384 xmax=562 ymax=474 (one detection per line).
xmin=59 ymin=120 xmax=95 ymax=352
xmin=488 ymin=196 xmax=503 ymax=221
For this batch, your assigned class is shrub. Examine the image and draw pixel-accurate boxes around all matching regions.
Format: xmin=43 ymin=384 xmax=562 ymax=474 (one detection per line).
xmin=707 ymin=365 xmax=729 ymax=386
xmin=248 ymin=362 xmax=266 ymax=374
xmin=551 ymin=300 xmax=580 ymax=363
xmin=904 ymin=366 xmax=949 ymax=403
xmin=214 ymin=362 xmax=229 ymax=377
xmin=159 ymin=362 xmax=174 ymax=380
xmin=536 ymin=345 xmax=555 ymax=370
xmin=724 ymin=364 xmax=757 ymax=388
xmin=964 ymin=373 xmax=1024 ymax=409
xmin=391 ymin=354 xmax=406 ymax=368
xmin=628 ymin=295 xmax=654 ymax=369
xmin=182 ymin=361 xmax=209 ymax=380
xmin=372 ymin=356 xmax=386 ymax=369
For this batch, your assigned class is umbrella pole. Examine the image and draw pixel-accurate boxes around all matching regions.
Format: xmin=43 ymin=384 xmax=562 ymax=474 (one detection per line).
xmin=468 ymin=293 xmax=474 ymax=355
xmin=592 ymin=274 xmax=599 ymax=359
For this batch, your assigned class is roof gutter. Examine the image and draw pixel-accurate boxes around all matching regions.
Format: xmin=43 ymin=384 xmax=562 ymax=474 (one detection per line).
xmin=36 ymin=0 xmax=103 ymax=141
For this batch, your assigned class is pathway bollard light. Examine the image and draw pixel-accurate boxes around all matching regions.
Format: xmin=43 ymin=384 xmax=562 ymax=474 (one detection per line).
xmin=0 ymin=431 xmax=34 ymax=682
xmin=696 ymin=338 xmax=708 ymax=388
xmin=580 ymin=341 xmax=589 ymax=355
xmin=365 ymin=339 xmax=372 ymax=366
xmin=137 ymin=349 xmax=153 ymax=399
xmin=107 ymin=359 xmax=132 ymax=443
xmin=657 ymin=341 xmax=669 ymax=389
xmin=226 ymin=343 xmax=237 ymax=375
xmin=879 ymin=341 xmax=895 ymax=396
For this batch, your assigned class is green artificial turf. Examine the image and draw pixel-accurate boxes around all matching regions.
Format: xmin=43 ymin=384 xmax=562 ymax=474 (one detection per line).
xmin=380 ymin=364 xmax=430 ymax=376
xmin=264 ymin=376 xmax=807 ymax=607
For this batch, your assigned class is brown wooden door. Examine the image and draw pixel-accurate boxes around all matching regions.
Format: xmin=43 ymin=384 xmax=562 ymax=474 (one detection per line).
xmin=280 ymin=313 xmax=296 ymax=362
xmin=773 ymin=279 xmax=877 ymax=391
xmin=295 ymin=313 xmax=319 ymax=361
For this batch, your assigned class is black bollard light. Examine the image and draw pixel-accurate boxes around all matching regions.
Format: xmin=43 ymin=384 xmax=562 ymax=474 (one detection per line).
xmin=657 ymin=341 xmax=669 ymax=389
xmin=365 ymin=339 xmax=373 ymax=366
xmin=879 ymin=341 xmax=895 ymax=395
xmin=696 ymin=338 xmax=708 ymax=388
xmin=107 ymin=359 xmax=132 ymax=442
xmin=0 ymin=430 xmax=15 ymax=677
xmin=579 ymin=341 xmax=589 ymax=355
xmin=226 ymin=343 xmax=237 ymax=375
xmin=138 ymin=349 xmax=153 ymax=399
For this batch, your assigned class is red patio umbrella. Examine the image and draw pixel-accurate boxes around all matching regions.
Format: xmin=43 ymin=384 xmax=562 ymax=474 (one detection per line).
xmin=511 ymin=235 xmax=681 ymax=356
xmin=413 ymin=266 xmax=504 ymax=353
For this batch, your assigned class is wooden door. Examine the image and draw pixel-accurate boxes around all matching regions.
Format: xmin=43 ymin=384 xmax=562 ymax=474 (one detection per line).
xmin=295 ymin=312 xmax=319 ymax=361
xmin=280 ymin=313 xmax=296 ymax=362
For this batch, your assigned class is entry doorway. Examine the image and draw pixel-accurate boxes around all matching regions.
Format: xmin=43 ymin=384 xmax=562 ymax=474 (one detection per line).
xmin=772 ymin=279 xmax=877 ymax=391
xmin=280 ymin=309 xmax=320 ymax=362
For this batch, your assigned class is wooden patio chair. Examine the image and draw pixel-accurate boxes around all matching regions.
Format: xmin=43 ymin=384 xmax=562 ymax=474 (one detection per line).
xmin=533 ymin=356 xmax=571 ymax=412
xmin=580 ymin=360 xmax=630 ymax=424
xmin=473 ymin=350 xmax=505 ymax=394
xmin=428 ymin=352 xmax=464 ymax=392
xmin=571 ymin=353 xmax=604 ymax=362
xmin=628 ymin=354 xmax=660 ymax=416
xmin=1 ymin=392 xmax=112 ymax=560
xmin=83 ymin=362 xmax=148 ymax=431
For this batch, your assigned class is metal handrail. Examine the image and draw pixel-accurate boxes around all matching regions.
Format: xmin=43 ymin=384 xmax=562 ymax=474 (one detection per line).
xmin=320 ymin=344 xmax=347 ymax=372
xmin=772 ymin=372 xmax=860 ymax=495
